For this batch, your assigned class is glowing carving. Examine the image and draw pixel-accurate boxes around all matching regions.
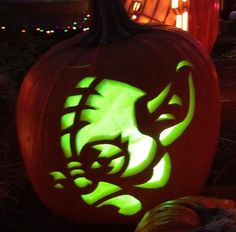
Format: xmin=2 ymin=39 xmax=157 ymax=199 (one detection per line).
xmin=135 ymin=153 xmax=171 ymax=189
xmin=157 ymin=114 xmax=176 ymax=122
xmin=50 ymin=60 xmax=196 ymax=216
xmin=159 ymin=60 xmax=195 ymax=146
xmin=50 ymin=172 xmax=67 ymax=189
xmin=67 ymin=161 xmax=82 ymax=169
xmin=76 ymin=76 xmax=95 ymax=88
xmin=97 ymin=195 xmax=142 ymax=216
xmin=64 ymin=95 xmax=82 ymax=108
xmin=108 ymin=157 xmax=125 ymax=174
xmin=74 ymin=177 xmax=92 ymax=188
xmin=93 ymin=144 xmax=122 ymax=158
xmin=81 ymin=182 xmax=122 ymax=205
xmin=147 ymin=84 xmax=171 ymax=114
xmin=159 ymin=74 xmax=195 ymax=146
xmin=168 ymin=94 xmax=183 ymax=106
xmin=91 ymin=161 xmax=102 ymax=169
xmin=127 ymin=0 xmax=190 ymax=31
xmin=61 ymin=134 xmax=72 ymax=158
xmin=61 ymin=112 xmax=76 ymax=130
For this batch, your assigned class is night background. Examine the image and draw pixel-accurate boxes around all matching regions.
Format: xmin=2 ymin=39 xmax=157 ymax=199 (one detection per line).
xmin=0 ymin=0 xmax=236 ymax=231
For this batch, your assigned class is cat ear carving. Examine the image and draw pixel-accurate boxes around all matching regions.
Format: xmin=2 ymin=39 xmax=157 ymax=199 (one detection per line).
xmin=137 ymin=60 xmax=195 ymax=146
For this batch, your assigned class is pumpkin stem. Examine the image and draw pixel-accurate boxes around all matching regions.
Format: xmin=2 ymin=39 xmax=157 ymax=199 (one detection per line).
xmin=81 ymin=0 xmax=147 ymax=45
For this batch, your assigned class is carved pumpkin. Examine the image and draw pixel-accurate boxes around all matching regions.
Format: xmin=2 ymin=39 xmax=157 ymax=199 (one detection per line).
xmin=135 ymin=196 xmax=236 ymax=232
xmin=124 ymin=0 xmax=220 ymax=51
xmin=17 ymin=0 xmax=220 ymax=224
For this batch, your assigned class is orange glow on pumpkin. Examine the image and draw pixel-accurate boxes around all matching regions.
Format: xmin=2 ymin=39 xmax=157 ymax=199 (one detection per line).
xmin=124 ymin=0 xmax=220 ymax=51
xmin=125 ymin=0 xmax=190 ymax=31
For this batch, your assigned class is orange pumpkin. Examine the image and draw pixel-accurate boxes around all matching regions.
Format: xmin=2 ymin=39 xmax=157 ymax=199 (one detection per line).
xmin=17 ymin=0 xmax=220 ymax=224
xmin=135 ymin=196 xmax=236 ymax=232
xmin=124 ymin=0 xmax=220 ymax=51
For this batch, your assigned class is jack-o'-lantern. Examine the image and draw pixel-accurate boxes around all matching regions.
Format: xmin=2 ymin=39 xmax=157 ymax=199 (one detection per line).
xmin=124 ymin=0 xmax=220 ymax=51
xmin=17 ymin=0 xmax=220 ymax=224
xmin=135 ymin=196 xmax=236 ymax=232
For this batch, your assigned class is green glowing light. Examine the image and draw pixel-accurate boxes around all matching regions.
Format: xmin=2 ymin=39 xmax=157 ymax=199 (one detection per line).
xmin=147 ymin=84 xmax=171 ymax=113
xmin=55 ymin=183 xmax=64 ymax=189
xmin=97 ymin=195 xmax=142 ymax=216
xmin=93 ymin=144 xmax=122 ymax=158
xmin=50 ymin=172 xmax=66 ymax=189
xmin=61 ymin=112 xmax=76 ymax=130
xmin=81 ymin=182 xmax=121 ymax=205
xmin=121 ymin=136 xmax=157 ymax=177
xmin=86 ymin=94 xmax=104 ymax=109
xmin=91 ymin=161 xmax=102 ymax=169
xmin=156 ymin=114 xmax=175 ymax=122
xmin=176 ymin=60 xmax=193 ymax=71
xmin=75 ymin=79 xmax=146 ymax=154
xmin=108 ymin=157 xmax=125 ymax=174
xmin=168 ymin=94 xmax=183 ymax=106
xmin=136 ymin=153 xmax=171 ymax=189
xmin=80 ymin=109 xmax=98 ymax=124
xmin=64 ymin=95 xmax=82 ymax=108
xmin=76 ymin=76 xmax=95 ymax=88
xmin=70 ymin=169 xmax=85 ymax=176
xmin=74 ymin=177 xmax=92 ymax=188
xmin=67 ymin=161 xmax=82 ymax=169
xmin=61 ymin=134 xmax=72 ymax=158
xmin=50 ymin=172 xmax=67 ymax=180
xmin=56 ymin=63 xmax=196 ymax=216
xmin=159 ymin=74 xmax=195 ymax=146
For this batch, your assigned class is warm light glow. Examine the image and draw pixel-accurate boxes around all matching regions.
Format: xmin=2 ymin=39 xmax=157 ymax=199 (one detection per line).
xmin=182 ymin=11 xmax=188 ymax=31
xmin=173 ymin=0 xmax=190 ymax=31
xmin=131 ymin=14 xmax=138 ymax=20
xmin=176 ymin=14 xmax=182 ymax=29
xmin=83 ymin=27 xmax=90 ymax=32
xmin=128 ymin=0 xmax=190 ymax=32
xmin=1 ymin=26 xmax=6 ymax=30
xmin=175 ymin=7 xmax=189 ymax=31
xmin=171 ymin=0 xmax=179 ymax=9
xmin=133 ymin=1 xmax=142 ymax=12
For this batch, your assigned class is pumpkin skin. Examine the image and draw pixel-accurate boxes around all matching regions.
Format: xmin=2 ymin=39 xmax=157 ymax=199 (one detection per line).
xmin=124 ymin=0 xmax=220 ymax=51
xmin=135 ymin=196 xmax=236 ymax=232
xmin=17 ymin=3 xmax=220 ymax=224
xmin=188 ymin=0 xmax=220 ymax=52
